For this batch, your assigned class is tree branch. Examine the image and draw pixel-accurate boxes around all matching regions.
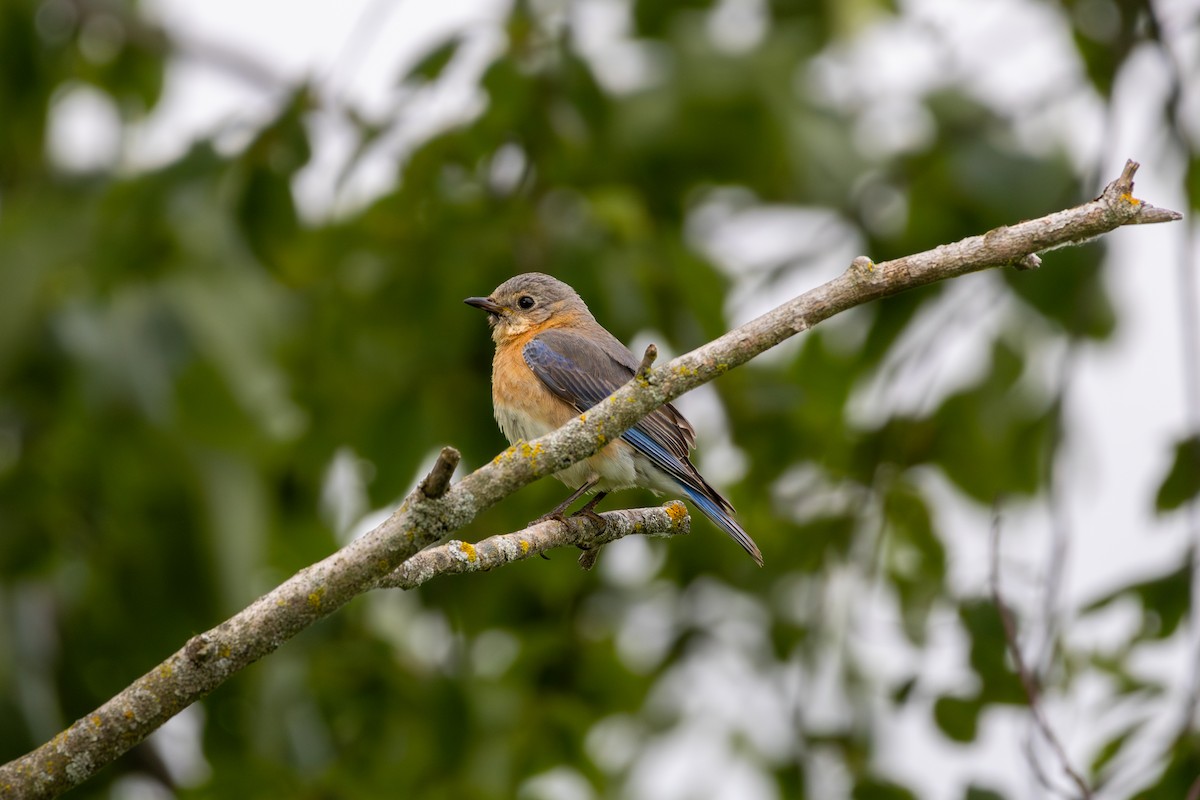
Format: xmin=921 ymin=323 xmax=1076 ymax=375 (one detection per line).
xmin=0 ymin=161 xmax=1180 ymax=799
xmin=380 ymin=502 xmax=690 ymax=590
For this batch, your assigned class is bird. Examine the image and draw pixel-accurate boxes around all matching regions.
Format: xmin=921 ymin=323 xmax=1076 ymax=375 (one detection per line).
xmin=464 ymin=272 xmax=762 ymax=566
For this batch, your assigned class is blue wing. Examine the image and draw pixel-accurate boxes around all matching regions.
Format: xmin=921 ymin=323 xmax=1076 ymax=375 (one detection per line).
xmin=523 ymin=330 xmax=762 ymax=565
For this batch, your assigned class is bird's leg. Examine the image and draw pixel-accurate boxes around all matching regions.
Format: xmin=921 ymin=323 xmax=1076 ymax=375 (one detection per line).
xmin=532 ymin=478 xmax=610 ymax=570
xmin=531 ymin=476 xmax=600 ymax=526
xmin=572 ymin=491 xmax=610 ymax=571
xmin=572 ymin=491 xmax=608 ymax=528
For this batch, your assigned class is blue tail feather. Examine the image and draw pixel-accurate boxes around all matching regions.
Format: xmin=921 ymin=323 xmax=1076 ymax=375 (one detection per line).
xmin=679 ymin=485 xmax=763 ymax=567
xmin=622 ymin=419 xmax=762 ymax=565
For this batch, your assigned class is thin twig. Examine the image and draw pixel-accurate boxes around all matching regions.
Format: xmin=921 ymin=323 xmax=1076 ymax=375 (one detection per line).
xmin=418 ymin=447 xmax=461 ymax=499
xmin=637 ymin=344 xmax=658 ymax=380
xmin=1040 ymin=346 xmax=1076 ymax=674
xmin=990 ymin=504 xmax=1093 ymax=799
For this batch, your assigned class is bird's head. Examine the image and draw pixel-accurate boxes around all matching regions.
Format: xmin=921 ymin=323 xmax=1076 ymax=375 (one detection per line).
xmin=465 ymin=273 xmax=593 ymax=342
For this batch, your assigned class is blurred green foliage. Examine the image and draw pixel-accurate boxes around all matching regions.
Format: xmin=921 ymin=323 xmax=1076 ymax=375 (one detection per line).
xmin=0 ymin=0 xmax=1195 ymax=798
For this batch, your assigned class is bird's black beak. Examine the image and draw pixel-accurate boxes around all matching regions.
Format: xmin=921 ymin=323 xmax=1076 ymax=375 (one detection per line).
xmin=464 ymin=296 xmax=504 ymax=315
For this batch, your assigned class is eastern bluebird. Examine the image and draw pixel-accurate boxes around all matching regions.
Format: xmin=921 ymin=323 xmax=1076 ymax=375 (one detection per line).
xmin=465 ymin=273 xmax=762 ymax=566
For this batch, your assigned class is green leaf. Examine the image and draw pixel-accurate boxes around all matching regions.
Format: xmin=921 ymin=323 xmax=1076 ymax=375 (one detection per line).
xmin=963 ymin=787 xmax=1007 ymax=800
xmin=1132 ymin=732 xmax=1200 ymax=798
xmin=1155 ymin=435 xmax=1200 ymax=513
xmin=959 ymin=599 xmax=1025 ymax=704
xmin=891 ymin=676 xmax=917 ymax=705
xmin=1090 ymin=719 xmax=1144 ymax=777
xmin=929 ymin=340 xmax=1054 ymax=501
xmin=1187 ymin=155 xmax=1200 ymax=212
xmin=233 ymin=89 xmax=310 ymax=267
xmin=1065 ymin=1 xmax=1141 ymax=99
xmin=632 ymin=0 xmax=713 ymax=36
xmin=853 ymin=778 xmax=919 ymax=800
xmin=933 ymin=694 xmax=980 ymax=743
xmin=404 ymin=37 xmax=461 ymax=83
xmin=883 ymin=482 xmax=947 ymax=643
xmin=1083 ymin=558 xmax=1192 ymax=640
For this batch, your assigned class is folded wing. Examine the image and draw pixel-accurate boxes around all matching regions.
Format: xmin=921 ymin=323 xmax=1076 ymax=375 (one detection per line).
xmin=523 ymin=329 xmax=762 ymax=565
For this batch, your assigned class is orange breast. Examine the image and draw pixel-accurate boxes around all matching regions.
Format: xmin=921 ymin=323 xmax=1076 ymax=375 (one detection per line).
xmin=489 ymin=330 xmax=639 ymax=491
xmin=491 ymin=333 xmax=575 ymax=442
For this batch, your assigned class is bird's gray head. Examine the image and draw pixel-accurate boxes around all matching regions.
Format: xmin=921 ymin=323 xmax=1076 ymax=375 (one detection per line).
xmin=465 ymin=273 xmax=594 ymax=342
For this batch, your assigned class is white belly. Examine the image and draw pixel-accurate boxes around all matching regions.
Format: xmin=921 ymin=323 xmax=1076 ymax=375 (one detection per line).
xmin=495 ymin=403 xmax=555 ymax=444
xmin=494 ymin=402 xmax=642 ymax=492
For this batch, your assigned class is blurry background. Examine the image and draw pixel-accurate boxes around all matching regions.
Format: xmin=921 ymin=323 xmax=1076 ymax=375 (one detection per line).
xmin=1 ymin=0 xmax=1198 ymax=797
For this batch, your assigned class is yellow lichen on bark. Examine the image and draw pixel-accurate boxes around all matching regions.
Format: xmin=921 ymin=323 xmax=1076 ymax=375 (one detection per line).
xmin=458 ymin=541 xmax=478 ymax=562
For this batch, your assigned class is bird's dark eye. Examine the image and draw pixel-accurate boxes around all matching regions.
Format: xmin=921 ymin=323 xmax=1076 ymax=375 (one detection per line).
xmin=517 ymin=295 xmax=535 ymax=310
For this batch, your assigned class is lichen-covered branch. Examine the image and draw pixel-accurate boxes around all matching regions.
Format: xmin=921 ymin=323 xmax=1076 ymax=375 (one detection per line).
xmin=0 ymin=160 xmax=1180 ymax=800
xmin=381 ymin=502 xmax=690 ymax=590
